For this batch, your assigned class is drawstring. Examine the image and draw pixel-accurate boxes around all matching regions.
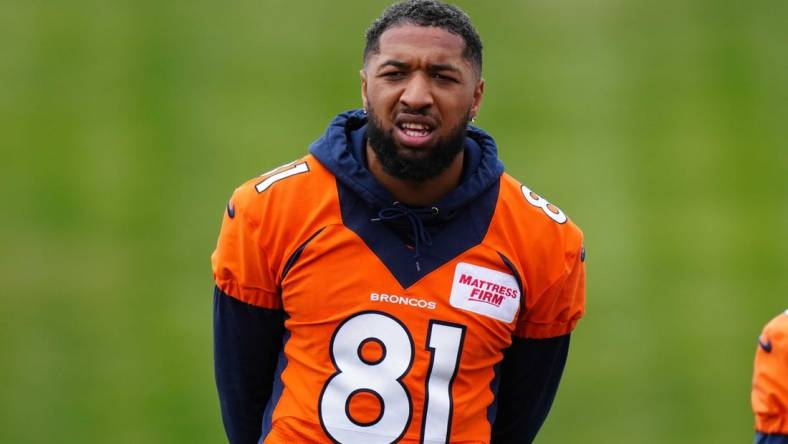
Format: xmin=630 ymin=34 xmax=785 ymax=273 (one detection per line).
xmin=371 ymin=202 xmax=438 ymax=272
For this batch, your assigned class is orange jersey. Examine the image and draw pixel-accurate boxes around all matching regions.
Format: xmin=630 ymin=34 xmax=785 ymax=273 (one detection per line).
xmin=212 ymin=111 xmax=585 ymax=443
xmin=753 ymin=310 xmax=788 ymax=435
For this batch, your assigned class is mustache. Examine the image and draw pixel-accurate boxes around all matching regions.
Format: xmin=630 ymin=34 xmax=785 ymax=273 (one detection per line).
xmin=396 ymin=107 xmax=430 ymax=117
xmin=397 ymin=108 xmax=428 ymax=116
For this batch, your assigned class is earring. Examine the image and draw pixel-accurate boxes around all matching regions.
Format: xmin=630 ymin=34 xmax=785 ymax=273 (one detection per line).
xmin=470 ymin=116 xmax=477 ymax=124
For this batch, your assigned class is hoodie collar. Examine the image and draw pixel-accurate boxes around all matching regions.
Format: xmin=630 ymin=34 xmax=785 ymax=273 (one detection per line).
xmin=309 ymin=109 xmax=504 ymax=212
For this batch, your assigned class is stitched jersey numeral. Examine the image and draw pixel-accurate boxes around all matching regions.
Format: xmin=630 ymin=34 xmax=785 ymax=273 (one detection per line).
xmin=319 ymin=312 xmax=466 ymax=444
xmin=255 ymin=161 xmax=309 ymax=193
xmin=521 ymin=184 xmax=567 ymax=224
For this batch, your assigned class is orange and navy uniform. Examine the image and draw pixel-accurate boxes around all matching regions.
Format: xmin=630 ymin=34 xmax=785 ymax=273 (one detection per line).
xmin=753 ymin=310 xmax=788 ymax=444
xmin=212 ymin=110 xmax=586 ymax=443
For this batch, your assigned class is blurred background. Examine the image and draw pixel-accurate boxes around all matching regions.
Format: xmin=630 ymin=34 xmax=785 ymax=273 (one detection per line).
xmin=1 ymin=0 xmax=786 ymax=442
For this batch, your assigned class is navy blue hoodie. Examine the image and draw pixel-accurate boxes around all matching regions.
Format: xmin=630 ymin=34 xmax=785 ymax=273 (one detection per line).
xmin=309 ymin=109 xmax=503 ymax=211
xmin=309 ymin=109 xmax=504 ymax=285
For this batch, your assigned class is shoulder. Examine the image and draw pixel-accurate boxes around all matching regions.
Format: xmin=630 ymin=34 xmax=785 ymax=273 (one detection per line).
xmin=220 ymin=154 xmax=342 ymax=263
xmin=492 ymin=173 xmax=584 ymax=255
xmin=758 ymin=310 xmax=788 ymax=353
xmin=484 ymin=173 xmax=584 ymax=296
xmin=763 ymin=310 xmax=788 ymax=333
xmin=227 ymin=154 xmax=338 ymax=228
xmin=212 ymin=155 xmax=341 ymax=305
xmin=753 ymin=310 xmax=788 ymax=436
xmin=492 ymin=174 xmax=586 ymax=338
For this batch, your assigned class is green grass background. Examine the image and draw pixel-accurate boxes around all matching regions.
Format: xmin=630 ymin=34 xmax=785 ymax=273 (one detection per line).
xmin=1 ymin=0 xmax=786 ymax=442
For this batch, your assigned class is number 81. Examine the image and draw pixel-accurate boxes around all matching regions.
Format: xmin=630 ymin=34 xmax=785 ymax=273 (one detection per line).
xmin=318 ymin=312 xmax=466 ymax=444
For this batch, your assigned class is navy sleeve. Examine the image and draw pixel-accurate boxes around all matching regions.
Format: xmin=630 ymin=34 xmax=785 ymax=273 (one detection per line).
xmin=490 ymin=334 xmax=571 ymax=444
xmin=756 ymin=433 xmax=788 ymax=444
xmin=213 ymin=286 xmax=285 ymax=444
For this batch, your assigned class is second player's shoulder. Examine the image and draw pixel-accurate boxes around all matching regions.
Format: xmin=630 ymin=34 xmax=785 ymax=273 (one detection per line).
xmin=753 ymin=310 xmax=788 ymax=437
xmin=765 ymin=310 xmax=788 ymax=329
xmin=760 ymin=310 xmax=788 ymax=346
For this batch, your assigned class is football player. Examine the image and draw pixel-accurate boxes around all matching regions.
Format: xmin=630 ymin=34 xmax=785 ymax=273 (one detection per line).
xmin=753 ymin=310 xmax=788 ymax=444
xmin=212 ymin=1 xmax=586 ymax=442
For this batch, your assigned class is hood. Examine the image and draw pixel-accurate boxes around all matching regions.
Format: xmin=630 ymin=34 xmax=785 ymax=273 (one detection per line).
xmin=309 ymin=109 xmax=505 ymax=212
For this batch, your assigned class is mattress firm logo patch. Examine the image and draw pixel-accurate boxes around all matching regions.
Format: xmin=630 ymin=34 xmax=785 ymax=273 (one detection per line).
xmin=450 ymin=262 xmax=520 ymax=322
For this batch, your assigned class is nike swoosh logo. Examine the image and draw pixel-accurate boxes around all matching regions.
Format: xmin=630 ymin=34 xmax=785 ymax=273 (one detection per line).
xmin=759 ymin=337 xmax=772 ymax=353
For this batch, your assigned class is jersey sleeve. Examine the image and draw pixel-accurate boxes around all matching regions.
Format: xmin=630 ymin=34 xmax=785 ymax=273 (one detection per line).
xmin=752 ymin=311 xmax=788 ymax=436
xmin=211 ymin=184 xmax=282 ymax=309
xmin=514 ymin=229 xmax=586 ymax=339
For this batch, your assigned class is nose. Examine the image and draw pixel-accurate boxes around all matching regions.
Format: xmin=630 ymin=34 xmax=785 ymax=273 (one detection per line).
xmin=399 ymin=73 xmax=434 ymax=111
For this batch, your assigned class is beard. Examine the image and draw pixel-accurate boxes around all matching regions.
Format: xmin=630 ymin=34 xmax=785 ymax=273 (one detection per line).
xmin=366 ymin=105 xmax=469 ymax=183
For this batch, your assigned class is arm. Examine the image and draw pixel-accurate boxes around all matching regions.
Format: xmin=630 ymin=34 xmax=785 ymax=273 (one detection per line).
xmin=756 ymin=433 xmax=788 ymax=444
xmin=214 ymin=287 xmax=285 ymax=444
xmin=490 ymin=334 xmax=570 ymax=444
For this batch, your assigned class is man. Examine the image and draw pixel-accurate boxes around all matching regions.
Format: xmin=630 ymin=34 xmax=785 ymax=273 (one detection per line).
xmin=212 ymin=1 xmax=586 ymax=443
xmin=752 ymin=310 xmax=788 ymax=444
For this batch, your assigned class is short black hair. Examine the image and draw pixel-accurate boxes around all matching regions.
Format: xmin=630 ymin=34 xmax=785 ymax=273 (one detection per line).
xmin=364 ymin=0 xmax=483 ymax=75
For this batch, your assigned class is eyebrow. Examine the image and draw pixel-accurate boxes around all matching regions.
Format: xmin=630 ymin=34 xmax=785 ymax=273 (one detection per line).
xmin=377 ymin=59 xmax=409 ymax=72
xmin=428 ymin=63 xmax=461 ymax=74
xmin=376 ymin=59 xmax=462 ymax=74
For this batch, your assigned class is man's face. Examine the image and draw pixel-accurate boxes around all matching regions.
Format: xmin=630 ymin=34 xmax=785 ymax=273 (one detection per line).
xmin=361 ymin=24 xmax=484 ymax=182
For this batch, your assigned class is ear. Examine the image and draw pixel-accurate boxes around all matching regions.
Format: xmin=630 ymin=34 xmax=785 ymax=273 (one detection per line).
xmin=360 ymin=69 xmax=369 ymax=111
xmin=470 ymin=78 xmax=484 ymax=119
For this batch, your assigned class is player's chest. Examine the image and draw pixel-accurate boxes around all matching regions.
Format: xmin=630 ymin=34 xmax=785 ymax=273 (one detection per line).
xmin=279 ymin=225 xmax=521 ymax=342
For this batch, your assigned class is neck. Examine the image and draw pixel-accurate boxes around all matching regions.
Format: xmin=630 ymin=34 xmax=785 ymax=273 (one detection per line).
xmin=366 ymin=144 xmax=464 ymax=207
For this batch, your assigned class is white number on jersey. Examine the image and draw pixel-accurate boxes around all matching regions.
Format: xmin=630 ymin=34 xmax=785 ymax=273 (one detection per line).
xmin=521 ymin=184 xmax=567 ymax=224
xmin=319 ymin=311 xmax=466 ymax=444
xmin=255 ymin=161 xmax=309 ymax=193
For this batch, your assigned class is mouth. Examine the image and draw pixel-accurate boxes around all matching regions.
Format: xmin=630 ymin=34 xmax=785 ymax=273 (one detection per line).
xmin=399 ymin=122 xmax=433 ymax=137
xmin=394 ymin=118 xmax=437 ymax=148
